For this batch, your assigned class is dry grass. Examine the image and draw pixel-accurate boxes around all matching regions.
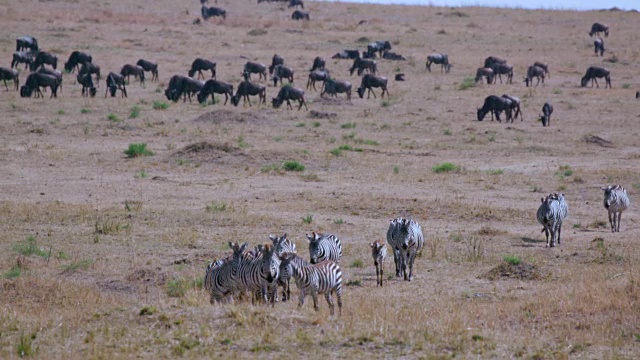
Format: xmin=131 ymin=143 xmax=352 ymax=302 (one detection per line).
xmin=0 ymin=0 xmax=639 ymax=358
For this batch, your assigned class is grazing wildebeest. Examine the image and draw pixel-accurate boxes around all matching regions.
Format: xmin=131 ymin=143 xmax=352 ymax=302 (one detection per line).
xmin=533 ymin=61 xmax=550 ymax=78
xmin=382 ymin=51 xmax=407 ymax=61
xmin=197 ymin=79 xmax=233 ymax=105
xmin=331 ymin=50 xmax=360 ymax=60
xmin=64 ymin=51 xmax=92 ymax=73
xmin=475 ymin=67 xmax=494 ymax=84
xmin=309 ymin=56 xmax=325 ymax=72
xmin=637 ymin=91 xmax=640 ymax=99
xmin=120 ymin=64 xmax=146 ymax=86
xmin=77 ymin=73 xmax=96 ymax=97
xmin=426 ymin=53 xmax=451 ymax=73
xmin=594 ymin=38 xmax=605 ymax=56
xmin=16 ymin=36 xmax=38 ymax=52
xmin=272 ymin=86 xmax=308 ymax=110
xmin=484 ymin=56 xmax=506 ymax=69
xmin=165 ymin=75 xmax=186 ymax=102
xmin=395 ymin=73 xmax=405 ymax=81
xmin=291 ymin=10 xmax=309 ymax=20
xmin=272 ymin=64 xmax=294 ymax=86
xmin=164 ymin=75 xmax=204 ymax=102
xmin=79 ymin=62 xmax=101 ymax=85
xmin=188 ymin=58 xmax=216 ymax=79
xmin=349 ymin=58 xmax=377 ymax=76
xmin=581 ymin=66 xmax=611 ymax=88
xmin=21 ymin=73 xmax=60 ymax=98
xmin=491 ymin=62 xmax=513 ymax=84
xmin=243 ymin=61 xmax=268 ymax=81
xmin=31 ymin=51 xmax=58 ymax=71
xmin=231 ymin=81 xmax=266 ymax=107
xmin=357 ymin=74 xmax=388 ymax=99
xmin=524 ymin=65 xmax=546 ymax=87
xmin=136 ymin=59 xmax=159 ymax=81
xmin=0 ymin=67 xmax=20 ymax=91
xmin=321 ymin=78 xmax=351 ymax=100
xmin=269 ymin=54 xmax=285 ymax=75
xmin=288 ymin=0 xmax=304 ymax=9
xmin=201 ymin=6 xmax=226 ymax=19
xmin=501 ymin=94 xmax=522 ymax=122
xmin=11 ymin=51 xmax=34 ymax=70
xmin=362 ymin=50 xmax=376 ymax=59
xmin=37 ymin=67 xmax=63 ymax=94
xmin=307 ymin=69 xmax=330 ymax=91
xmin=105 ymin=72 xmax=127 ymax=98
xmin=477 ymin=95 xmax=513 ymax=122
xmin=367 ymin=41 xmax=392 ymax=58
xmin=589 ymin=22 xmax=609 ymax=37
xmin=539 ymin=102 xmax=553 ymax=127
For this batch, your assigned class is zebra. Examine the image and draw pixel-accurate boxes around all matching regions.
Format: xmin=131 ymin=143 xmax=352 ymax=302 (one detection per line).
xmin=548 ymin=193 xmax=569 ymax=245
xmin=204 ymin=241 xmax=247 ymax=304
xmin=278 ymin=252 xmax=343 ymax=316
xmin=270 ymin=233 xmax=297 ymax=301
xmin=536 ymin=195 xmax=562 ymax=247
xmin=386 ymin=218 xmax=424 ymax=281
xmin=369 ymin=240 xmax=387 ymax=287
xmin=236 ymin=242 xmax=281 ymax=306
xmin=307 ymin=232 xmax=342 ymax=264
xmin=601 ymin=185 xmax=630 ymax=232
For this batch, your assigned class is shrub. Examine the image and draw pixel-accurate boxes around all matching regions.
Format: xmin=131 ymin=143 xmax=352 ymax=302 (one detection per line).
xmin=166 ymin=278 xmax=189 ymax=298
xmin=125 ymin=143 xmax=154 ymax=158
xmin=432 ymin=162 xmax=459 ymax=173
xmin=153 ymin=101 xmax=169 ymax=110
xmin=106 ymin=113 xmax=121 ymax=123
xmin=283 ymin=161 xmax=305 ymax=172
xmin=13 ymin=236 xmax=48 ymax=258
xmin=351 ymin=259 xmax=364 ymax=268
xmin=139 ymin=306 xmax=158 ymax=316
xmin=458 ymin=77 xmax=475 ymax=90
xmin=301 ymin=215 xmax=313 ymax=224
xmin=80 ymin=108 xmax=91 ymax=114
xmin=3 ymin=265 xmax=23 ymax=279
xmin=129 ymin=105 xmax=140 ymax=119
xmin=503 ymin=255 xmax=521 ymax=265
xmin=341 ymin=122 xmax=356 ymax=129
xmin=206 ymin=202 xmax=227 ymax=212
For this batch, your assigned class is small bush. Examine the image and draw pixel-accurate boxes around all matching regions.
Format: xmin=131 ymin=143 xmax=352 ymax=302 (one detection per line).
xmin=443 ymin=128 xmax=452 ymax=135
xmin=458 ymin=77 xmax=475 ymax=90
xmin=153 ymin=101 xmax=169 ymax=110
xmin=129 ymin=105 xmax=140 ymax=119
xmin=139 ymin=306 xmax=158 ymax=316
xmin=134 ymin=170 xmax=147 ymax=179
xmin=166 ymin=278 xmax=189 ymax=298
xmin=334 ymin=218 xmax=344 ymax=225
xmin=106 ymin=113 xmax=121 ymax=123
xmin=351 ymin=259 xmax=364 ymax=268
xmin=503 ymin=255 xmax=521 ymax=265
xmin=16 ymin=332 xmax=36 ymax=358
xmin=61 ymin=259 xmax=94 ymax=273
xmin=248 ymin=28 xmax=268 ymax=36
xmin=296 ymin=122 xmax=306 ymax=127
xmin=356 ymin=36 xmax=370 ymax=43
xmin=346 ymin=280 xmax=362 ymax=287
xmin=341 ymin=122 xmax=356 ymax=129
xmin=556 ymin=165 xmax=573 ymax=178
xmin=80 ymin=108 xmax=91 ymax=114
xmin=283 ymin=161 xmax=305 ymax=172
xmin=381 ymin=100 xmax=391 ymax=107
xmin=206 ymin=202 xmax=227 ymax=212
xmin=125 ymin=143 xmax=154 ymax=158
xmin=487 ymin=169 xmax=504 ymax=175
xmin=330 ymin=148 xmax=342 ymax=157
xmin=432 ymin=162 xmax=459 ymax=173
xmin=301 ymin=215 xmax=313 ymax=224
xmin=312 ymin=122 xmax=321 ymax=128
xmin=3 ymin=265 xmax=23 ymax=279
xmin=13 ymin=236 xmax=48 ymax=258
xmin=393 ymin=165 xmax=399 ymax=174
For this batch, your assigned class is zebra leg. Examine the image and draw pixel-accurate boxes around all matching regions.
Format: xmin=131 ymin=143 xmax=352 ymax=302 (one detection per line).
xmin=393 ymin=249 xmax=401 ymax=277
xmin=407 ymin=252 xmax=415 ymax=281
xmin=557 ymin=222 xmax=562 ymax=245
xmin=298 ymin=289 xmax=305 ymax=308
xmin=325 ymin=293 xmax=335 ymax=316
xmin=614 ymin=212 xmax=620 ymax=232
xmin=380 ymin=260 xmax=384 ymax=287
xmin=608 ymin=211 xmax=614 ymax=232
xmin=311 ymin=290 xmax=319 ymax=312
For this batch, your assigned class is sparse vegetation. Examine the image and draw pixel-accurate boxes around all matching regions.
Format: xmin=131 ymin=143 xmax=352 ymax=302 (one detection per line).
xmin=432 ymin=162 xmax=459 ymax=173
xmin=129 ymin=105 xmax=140 ymax=118
xmin=503 ymin=255 xmax=521 ymax=265
xmin=283 ymin=161 xmax=304 ymax=172
xmin=301 ymin=214 xmax=313 ymax=224
xmin=153 ymin=101 xmax=169 ymax=110
xmin=458 ymin=77 xmax=475 ymax=90
xmin=206 ymin=201 xmax=227 ymax=212
xmin=13 ymin=236 xmax=48 ymax=258
xmin=124 ymin=143 xmax=154 ymax=158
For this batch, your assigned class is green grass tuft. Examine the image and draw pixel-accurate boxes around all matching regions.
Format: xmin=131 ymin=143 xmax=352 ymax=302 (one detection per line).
xmin=283 ymin=161 xmax=305 ymax=172
xmin=125 ymin=143 xmax=154 ymax=158
xmin=432 ymin=162 xmax=459 ymax=173
xmin=13 ymin=236 xmax=48 ymax=258
xmin=503 ymin=255 xmax=521 ymax=265
xmin=152 ymin=101 xmax=169 ymax=110
xmin=458 ymin=77 xmax=475 ymax=90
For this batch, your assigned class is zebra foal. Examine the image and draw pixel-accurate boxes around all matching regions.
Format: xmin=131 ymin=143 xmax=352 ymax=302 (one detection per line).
xmin=370 ymin=240 xmax=387 ymax=287
xmin=307 ymin=232 xmax=342 ymax=264
xmin=601 ymin=185 xmax=630 ymax=232
xmin=270 ymin=233 xmax=297 ymax=301
xmin=386 ymin=217 xmax=424 ymax=281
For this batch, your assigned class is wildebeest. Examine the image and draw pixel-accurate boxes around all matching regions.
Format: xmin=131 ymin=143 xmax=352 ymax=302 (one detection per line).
xmin=120 ymin=64 xmax=146 ymax=86
xmin=349 ymin=58 xmax=377 ymax=76
xmin=307 ymin=69 xmax=330 ymax=91
xmin=539 ymin=102 xmax=553 ymax=127
xmin=188 ymin=58 xmax=216 ymax=79
xmin=197 ymin=79 xmax=233 ymax=105
xmin=272 ymin=64 xmax=294 ymax=86
xmin=395 ymin=73 xmax=405 ymax=81
xmin=11 ymin=51 xmax=34 ymax=70
xmin=321 ymin=78 xmax=351 ymax=100
xmin=16 ymin=36 xmax=38 ymax=52
xmin=105 ymin=72 xmax=127 ymax=98
xmin=288 ymin=0 xmax=304 ymax=9
xmin=594 ymin=38 xmax=605 ymax=56
xmin=484 ymin=56 xmax=506 ymax=69
xmin=637 ymin=91 xmax=640 ymax=99
xmin=20 ymin=73 xmax=60 ymax=98
xmin=79 ymin=62 xmax=101 ymax=85
xmin=77 ymin=73 xmax=96 ymax=97
xmin=524 ymin=65 xmax=545 ymax=87
xmin=64 ymin=51 xmax=92 ymax=73
xmin=164 ymin=75 xmax=204 ymax=102
xmin=37 ymin=67 xmax=63 ymax=94
xmin=136 ymin=59 xmax=159 ymax=81
xmin=31 ymin=51 xmax=58 ymax=71
xmin=272 ymin=86 xmax=308 ymax=110
xmin=309 ymin=56 xmax=325 ymax=72
xmin=291 ymin=10 xmax=309 ymax=20
xmin=491 ymin=62 xmax=513 ymax=84
xmin=475 ymin=67 xmax=494 ymax=84
xmin=501 ymin=94 xmax=522 ymax=121
xmin=533 ymin=61 xmax=550 ymax=79
xmin=581 ymin=66 xmax=611 ymax=88
xmin=231 ymin=81 xmax=266 ymax=107
xmin=269 ymin=54 xmax=285 ymax=75
xmin=201 ymin=5 xmax=226 ymax=19
xmin=331 ymin=50 xmax=360 ymax=60
xmin=382 ymin=51 xmax=407 ymax=61
xmin=0 ymin=67 xmax=20 ymax=91
xmin=243 ymin=61 xmax=268 ymax=81
xmin=426 ymin=53 xmax=451 ymax=73
xmin=357 ymin=74 xmax=388 ymax=99
xmin=477 ymin=95 xmax=513 ymax=122
xmin=367 ymin=41 xmax=392 ymax=58
xmin=589 ymin=22 xmax=609 ymax=37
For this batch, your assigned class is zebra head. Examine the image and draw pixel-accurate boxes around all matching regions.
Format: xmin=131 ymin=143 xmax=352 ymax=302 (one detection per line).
xmin=261 ymin=244 xmax=280 ymax=284
xmin=307 ymin=232 xmax=324 ymax=264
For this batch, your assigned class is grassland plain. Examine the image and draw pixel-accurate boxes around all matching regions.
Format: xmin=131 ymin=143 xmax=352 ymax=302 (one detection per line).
xmin=0 ymin=0 xmax=639 ymax=358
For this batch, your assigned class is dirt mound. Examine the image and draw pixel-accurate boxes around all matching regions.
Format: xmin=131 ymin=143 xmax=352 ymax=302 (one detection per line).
xmin=192 ymin=109 xmax=270 ymax=124
xmin=182 ymin=141 xmax=237 ymax=154
xmin=482 ymin=262 xmax=542 ymax=281
xmin=583 ymin=135 xmax=614 ymax=147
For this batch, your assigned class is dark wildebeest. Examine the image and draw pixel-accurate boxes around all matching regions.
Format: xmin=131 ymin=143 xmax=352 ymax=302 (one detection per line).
xmin=197 ymin=79 xmax=234 ymax=105
xmin=164 ymin=75 xmax=204 ymax=102
xmin=483 ymin=56 xmax=506 ymax=69
xmin=477 ymin=95 xmax=513 ymax=122
xmin=11 ymin=51 xmax=34 ymax=70
xmin=20 ymin=73 xmax=60 ymax=98
xmin=382 ymin=51 xmax=407 ymax=61
xmin=272 ymin=64 xmax=294 ymax=86
xmin=309 ymin=56 xmax=325 ymax=72
xmin=16 ymin=36 xmax=38 ymax=52
xmin=594 ymin=38 xmax=605 ymax=56
xmin=321 ymin=78 xmax=351 ymax=100
xmin=367 ymin=41 xmax=392 ymax=58
xmin=349 ymin=58 xmax=377 ymax=76
xmin=357 ymin=74 xmax=388 ymax=99
xmin=589 ymin=22 xmax=609 ymax=37
xmin=362 ymin=50 xmax=376 ymax=59
xmin=201 ymin=6 xmax=226 ymax=19
xmin=0 ymin=67 xmax=20 ymax=91
xmin=31 ymin=51 xmax=58 ymax=71
xmin=77 ymin=73 xmax=96 ymax=97
xmin=105 ymin=72 xmax=127 ymax=98
xmin=165 ymin=75 xmax=186 ymax=102
xmin=331 ymin=50 xmax=360 ymax=60
xmin=231 ymin=81 xmax=266 ymax=107
xmin=269 ymin=54 xmax=285 ymax=75
xmin=524 ymin=65 xmax=545 ymax=87
xmin=120 ymin=64 xmax=146 ymax=86
xmin=188 ymin=58 xmax=216 ymax=79
xmin=581 ymin=66 xmax=611 ymax=88
xmin=307 ymin=69 xmax=330 ymax=91
xmin=426 ymin=53 xmax=450 ymax=73
xmin=501 ymin=94 xmax=522 ymax=122
xmin=64 ymin=51 xmax=92 ymax=73
xmin=637 ymin=91 xmax=640 ymax=99
xmin=37 ymin=67 xmax=63 ymax=94
xmin=491 ymin=62 xmax=513 ymax=84
xmin=272 ymin=86 xmax=308 ymax=110
xmin=539 ymin=102 xmax=553 ymax=127
xmin=291 ymin=10 xmax=309 ymax=20
xmin=533 ymin=61 xmax=550 ymax=78
xmin=243 ymin=61 xmax=268 ymax=81
xmin=79 ymin=62 xmax=101 ymax=85
xmin=475 ymin=67 xmax=494 ymax=84
xmin=288 ymin=0 xmax=304 ymax=9
xmin=136 ymin=59 xmax=159 ymax=81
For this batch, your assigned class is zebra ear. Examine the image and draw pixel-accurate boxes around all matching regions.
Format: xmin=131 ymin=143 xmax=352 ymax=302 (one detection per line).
xmin=228 ymin=241 xmax=234 ymax=249
xmin=269 ymin=234 xmax=277 ymax=242
xmin=600 ymin=186 xmax=607 ymax=191
xmin=306 ymin=233 xmax=313 ymax=241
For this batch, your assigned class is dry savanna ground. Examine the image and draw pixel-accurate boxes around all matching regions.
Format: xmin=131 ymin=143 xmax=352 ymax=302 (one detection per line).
xmin=1 ymin=0 xmax=639 ymax=358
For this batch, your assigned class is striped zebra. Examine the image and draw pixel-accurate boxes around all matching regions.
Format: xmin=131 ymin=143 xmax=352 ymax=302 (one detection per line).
xmin=601 ymin=185 xmax=630 ymax=232
xmin=307 ymin=232 xmax=342 ymax=264
xmin=549 ymin=193 xmax=569 ymax=245
xmin=278 ymin=252 xmax=343 ymax=316
xmin=369 ymin=240 xmax=387 ymax=287
xmin=236 ymin=241 xmax=281 ymax=306
xmin=386 ymin=217 xmax=424 ymax=281
xmin=270 ymin=233 xmax=297 ymax=301
xmin=536 ymin=195 xmax=562 ymax=247
xmin=204 ymin=241 xmax=247 ymax=304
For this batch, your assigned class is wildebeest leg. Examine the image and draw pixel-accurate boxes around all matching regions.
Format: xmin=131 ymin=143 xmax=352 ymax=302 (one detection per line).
xmin=244 ymin=94 xmax=252 ymax=107
xmin=381 ymin=87 xmax=388 ymax=98
xmin=286 ymin=99 xmax=293 ymax=110
xmin=593 ymin=78 xmax=598 ymax=88
xmin=2 ymin=80 xmax=8 ymax=91
xmin=298 ymin=97 xmax=308 ymax=111
xmin=606 ymin=76 xmax=611 ymax=89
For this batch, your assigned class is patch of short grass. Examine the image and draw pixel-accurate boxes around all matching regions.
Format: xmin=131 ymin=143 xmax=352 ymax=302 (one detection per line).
xmin=458 ymin=77 xmax=475 ymax=90
xmin=153 ymin=101 xmax=169 ymax=110
xmin=166 ymin=278 xmax=189 ymax=298
xmin=486 ymin=169 xmax=504 ymax=175
xmin=13 ymin=236 xmax=48 ymax=258
xmin=3 ymin=265 xmax=23 ymax=279
xmin=61 ymin=259 xmax=94 ymax=274
xmin=503 ymin=255 xmax=521 ymax=265
xmin=106 ymin=113 xmax=121 ymax=123
xmin=80 ymin=108 xmax=91 ymax=114
xmin=129 ymin=105 xmax=141 ymax=119
xmin=432 ymin=162 xmax=459 ymax=173
xmin=301 ymin=215 xmax=313 ymax=224
xmin=283 ymin=161 xmax=305 ymax=172
xmin=351 ymin=259 xmax=364 ymax=268
xmin=341 ymin=122 xmax=356 ymax=129
xmin=139 ymin=306 xmax=158 ymax=316
xmin=206 ymin=201 xmax=227 ymax=212
xmin=125 ymin=143 xmax=154 ymax=158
